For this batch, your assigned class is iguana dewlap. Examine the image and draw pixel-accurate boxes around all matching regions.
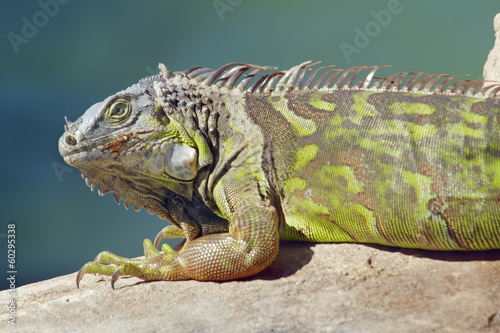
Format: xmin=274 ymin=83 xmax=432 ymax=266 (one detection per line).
xmin=58 ymin=62 xmax=500 ymax=288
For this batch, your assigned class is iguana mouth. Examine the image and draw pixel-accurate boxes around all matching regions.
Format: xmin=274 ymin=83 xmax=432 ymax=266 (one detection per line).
xmin=57 ymin=114 xmax=150 ymax=163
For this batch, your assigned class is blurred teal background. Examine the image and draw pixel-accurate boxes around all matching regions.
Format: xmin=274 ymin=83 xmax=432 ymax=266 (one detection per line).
xmin=1 ymin=0 xmax=499 ymax=289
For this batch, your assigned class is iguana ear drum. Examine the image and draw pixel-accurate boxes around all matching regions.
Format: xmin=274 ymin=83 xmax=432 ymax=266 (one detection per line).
xmin=163 ymin=143 xmax=198 ymax=181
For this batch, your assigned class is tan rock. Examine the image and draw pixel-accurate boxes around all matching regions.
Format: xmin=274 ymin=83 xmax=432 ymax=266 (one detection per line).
xmin=483 ymin=13 xmax=500 ymax=83
xmin=1 ymin=242 xmax=500 ymax=332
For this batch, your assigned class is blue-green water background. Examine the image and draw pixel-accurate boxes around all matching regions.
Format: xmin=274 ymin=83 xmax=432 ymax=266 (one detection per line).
xmin=1 ymin=0 xmax=499 ymax=289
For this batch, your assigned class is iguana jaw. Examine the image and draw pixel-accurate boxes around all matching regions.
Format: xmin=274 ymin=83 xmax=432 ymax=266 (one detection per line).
xmin=58 ymin=126 xmax=181 ymax=218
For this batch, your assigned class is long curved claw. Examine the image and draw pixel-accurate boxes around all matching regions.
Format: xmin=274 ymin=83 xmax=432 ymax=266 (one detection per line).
xmin=111 ymin=266 xmax=123 ymax=290
xmin=76 ymin=261 xmax=120 ymax=288
xmin=76 ymin=266 xmax=85 ymax=289
xmin=154 ymin=225 xmax=185 ymax=247
xmin=153 ymin=233 xmax=163 ymax=248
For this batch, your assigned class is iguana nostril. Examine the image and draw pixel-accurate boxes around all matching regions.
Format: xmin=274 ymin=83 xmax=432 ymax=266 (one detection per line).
xmin=65 ymin=134 xmax=77 ymax=146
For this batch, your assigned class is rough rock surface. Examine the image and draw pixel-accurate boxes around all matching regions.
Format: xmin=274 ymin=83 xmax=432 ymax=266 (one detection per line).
xmin=1 ymin=242 xmax=500 ymax=332
xmin=3 ymin=13 xmax=500 ymax=333
xmin=484 ymin=13 xmax=500 ymax=83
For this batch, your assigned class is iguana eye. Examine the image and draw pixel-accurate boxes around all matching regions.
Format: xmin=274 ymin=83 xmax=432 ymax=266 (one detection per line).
xmin=111 ymin=104 xmax=127 ymax=117
xmin=105 ymin=99 xmax=130 ymax=124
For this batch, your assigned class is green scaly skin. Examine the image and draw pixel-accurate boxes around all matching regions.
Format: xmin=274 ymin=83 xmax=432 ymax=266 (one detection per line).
xmin=58 ymin=62 xmax=500 ymax=288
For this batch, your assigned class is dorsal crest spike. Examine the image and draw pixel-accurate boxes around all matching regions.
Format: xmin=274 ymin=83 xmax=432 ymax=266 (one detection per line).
xmin=360 ymin=66 xmax=390 ymax=89
xmin=381 ymin=72 xmax=402 ymax=90
xmin=483 ymin=84 xmax=500 ymax=98
xmin=313 ymin=68 xmax=340 ymax=89
xmin=158 ymin=63 xmax=173 ymax=80
xmin=332 ymin=67 xmax=358 ymax=89
xmin=296 ymin=61 xmax=321 ymax=89
xmin=401 ymin=72 xmax=423 ymax=91
xmin=236 ymin=68 xmax=265 ymax=91
xmin=174 ymin=61 xmax=500 ymax=98
xmin=183 ymin=67 xmax=212 ymax=78
xmin=220 ymin=66 xmax=249 ymax=89
xmin=423 ymin=74 xmax=449 ymax=92
xmin=203 ymin=63 xmax=268 ymax=86
xmin=411 ymin=74 xmax=441 ymax=91
xmin=435 ymin=75 xmax=468 ymax=92
xmin=248 ymin=71 xmax=284 ymax=93
xmin=340 ymin=66 xmax=367 ymax=89
xmin=391 ymin=72 xmax=416 ymax=91
xmin=457 ymin=79 xmax=482 ymax=95
xmin=304 ymin=65 xmax=335 ymax=89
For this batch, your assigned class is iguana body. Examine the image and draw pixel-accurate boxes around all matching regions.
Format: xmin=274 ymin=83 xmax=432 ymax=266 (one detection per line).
xmin=58 ymin=62 xmax=500 ymax=287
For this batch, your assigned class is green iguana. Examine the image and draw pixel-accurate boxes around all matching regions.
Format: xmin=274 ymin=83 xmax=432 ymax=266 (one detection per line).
xmin=58 ymin=61 xmax=500 ymax=288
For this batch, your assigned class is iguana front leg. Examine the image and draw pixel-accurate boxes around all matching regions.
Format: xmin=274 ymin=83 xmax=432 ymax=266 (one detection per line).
xmin=77 ymin=202 xmax=279 ymax=288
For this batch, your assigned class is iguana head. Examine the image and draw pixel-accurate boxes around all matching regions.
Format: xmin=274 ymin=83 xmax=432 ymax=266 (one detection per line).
xmin=58 ymin=64 xmax=214 ymax=218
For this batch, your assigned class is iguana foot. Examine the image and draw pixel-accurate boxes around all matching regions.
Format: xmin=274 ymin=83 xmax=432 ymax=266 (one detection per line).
xmin=76 ymin=239 xmax=182 ymax=289
xmin=77 ymin=204 xmax=280 ymax=288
